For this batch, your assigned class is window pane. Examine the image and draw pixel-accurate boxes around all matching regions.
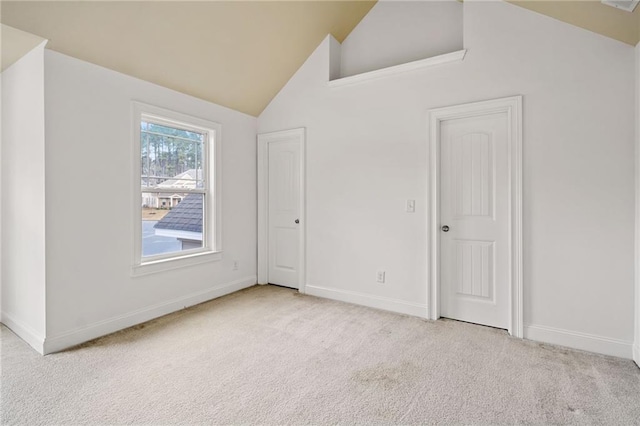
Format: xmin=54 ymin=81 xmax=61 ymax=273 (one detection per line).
xmin=141 ymin=121 xmax=204 ymax=142
xmin=140 ymin=120 xmax=206 ymax=190
xmin=141 ymin=193 xmax=204 ymax=257
xmin=195 ymin=139 xmax=205 ymax=189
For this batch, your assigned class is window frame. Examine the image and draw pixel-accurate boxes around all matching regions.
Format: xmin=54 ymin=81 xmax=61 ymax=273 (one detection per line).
xmin=131 ymin=102 xmax=222 ymax=276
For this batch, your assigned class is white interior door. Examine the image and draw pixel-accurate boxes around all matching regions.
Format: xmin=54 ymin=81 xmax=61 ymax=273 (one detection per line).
xmin=440 ymin=112 xmax=509 ymax=329
xmin=267 ymin=139 xmax=302 ymax=288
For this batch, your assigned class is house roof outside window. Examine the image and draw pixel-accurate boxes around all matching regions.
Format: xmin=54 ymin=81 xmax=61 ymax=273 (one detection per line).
xmin=154 ymin=193 xmax=203 ymax=241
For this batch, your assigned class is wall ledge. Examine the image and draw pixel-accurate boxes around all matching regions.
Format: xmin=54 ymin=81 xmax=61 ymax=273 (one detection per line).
xmin=524 ymin=324 xmax=633 ymax=359
xmin=42 ymin=275 xmax=257 ymax=355
xmin=328 ymin=49 xmax=466 ymax=88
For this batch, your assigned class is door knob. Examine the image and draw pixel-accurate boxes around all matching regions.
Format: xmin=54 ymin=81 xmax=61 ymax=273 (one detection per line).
xmin=442 ymin=225 xmax=449 ymax=232
xmin=295 ymin=219 xmax=300 ymax=224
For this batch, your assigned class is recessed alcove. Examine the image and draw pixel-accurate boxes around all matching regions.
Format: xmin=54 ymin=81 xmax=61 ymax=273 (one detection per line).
xmin=329 ymin=0 xmax=464 ymax=86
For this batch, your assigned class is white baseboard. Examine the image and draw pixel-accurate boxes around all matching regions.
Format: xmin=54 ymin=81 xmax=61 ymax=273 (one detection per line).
xmin=524 ymin=324 xmax=633 ymax=359
xmin=305 ymin=284 xmax=428 ymax=318
xmin=633 ymin=343 xmax=640 ymax=367
xmin=1 ymin=311 xmax=45 ymax=354
xmin=43 ymin=276 xmax=257 ymax=354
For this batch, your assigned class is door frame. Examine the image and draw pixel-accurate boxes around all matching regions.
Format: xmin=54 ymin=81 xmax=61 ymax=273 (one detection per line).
xmin=427 ymin=96 xmax=523 ymax=337
xmin=257 ymin=128 xmax=306 ymax=291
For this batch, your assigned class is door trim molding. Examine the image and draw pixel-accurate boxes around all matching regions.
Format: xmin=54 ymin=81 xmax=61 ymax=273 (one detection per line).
xmin=257 ymin=128 xmax=306 ymax=291
xmin=427 ymin=96 xmax=523 ymax=337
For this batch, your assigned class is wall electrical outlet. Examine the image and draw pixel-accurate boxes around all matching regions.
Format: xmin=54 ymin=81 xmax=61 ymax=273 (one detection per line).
xmin=233 ymin=260 xmax=239 ymax=271
xmin=376 ymin=271 xmax=386 ymax=283
xmin=406 ymin=199 xmax=415 ymax=213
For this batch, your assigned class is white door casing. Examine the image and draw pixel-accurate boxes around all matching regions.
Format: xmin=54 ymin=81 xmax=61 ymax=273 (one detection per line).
xmin=428 ymin=96 xmax=523 ymax=337
xmin=440 ymin=113 xmax=509 ymax=329
xmin=257 ymin=128 xmax=305 ymax=290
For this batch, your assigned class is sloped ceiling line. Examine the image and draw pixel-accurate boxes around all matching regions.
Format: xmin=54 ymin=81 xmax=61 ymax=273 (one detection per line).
xmin=2 ymin=1 xmax=637 ymax=117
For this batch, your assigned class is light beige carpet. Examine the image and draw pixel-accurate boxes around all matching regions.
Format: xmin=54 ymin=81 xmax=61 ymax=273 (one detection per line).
xmin=2 ymin=285 xmax=639 ymax=425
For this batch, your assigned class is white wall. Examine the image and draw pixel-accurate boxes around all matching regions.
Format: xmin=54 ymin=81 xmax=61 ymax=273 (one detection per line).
xmin=339 ymin=0 xmax=462 ymax=78
xmin=258 ymin=0 xmax=636 ymax=358
xmin=635 ymin=41 xmax=640 ymax=365
xmin=0 ymin=32 xmax=3 ymax=338
xmin=42 ymin=51 xmax=257 ymax=353
xmin=1 ymin=42 xmax=48 ymax=352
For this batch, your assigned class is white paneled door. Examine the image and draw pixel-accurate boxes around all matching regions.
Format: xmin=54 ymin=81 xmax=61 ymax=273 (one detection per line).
xmin=267 ymin=138 xmax=302 ymax=289
xmin=440 ymin=113 xmax=510 ymax=329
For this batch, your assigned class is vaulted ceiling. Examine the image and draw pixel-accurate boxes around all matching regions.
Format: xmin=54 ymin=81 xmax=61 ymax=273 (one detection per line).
xmin=0 ymin=23 xmax=46 ymax=72
xmin=1 ymin=1 xmax=376 ymax=116
xmin=508 ymin=0 xmax=639 ymax=46
xmin=1 ymin=1 xmax=638 ymax=117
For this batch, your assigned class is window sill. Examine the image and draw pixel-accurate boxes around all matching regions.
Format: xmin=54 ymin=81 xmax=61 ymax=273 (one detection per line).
xmin=132 ymin=250 xmax=223 ymax=277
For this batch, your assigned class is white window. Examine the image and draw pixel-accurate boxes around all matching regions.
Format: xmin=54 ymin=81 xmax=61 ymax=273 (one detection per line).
xmin=132 ymin=102 xmax=221 ymax=275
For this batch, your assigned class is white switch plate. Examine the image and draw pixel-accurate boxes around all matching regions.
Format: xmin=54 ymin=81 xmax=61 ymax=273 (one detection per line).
xmin=406 ymin=199 xmax=415 ymax=213
xmin=376 ymin=271 xmax=386 ymax=283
